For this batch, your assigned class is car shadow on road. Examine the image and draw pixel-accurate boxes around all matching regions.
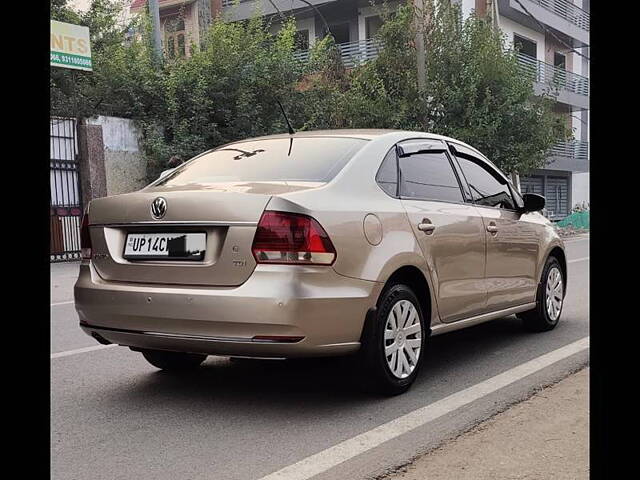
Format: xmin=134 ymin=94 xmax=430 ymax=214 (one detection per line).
xmin=108 ymin=315 xmax=536 ymax=410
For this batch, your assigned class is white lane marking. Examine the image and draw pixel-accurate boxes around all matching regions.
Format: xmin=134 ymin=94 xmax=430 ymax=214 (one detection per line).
xmin=259 ymin=337 xmax=589 ymax=480
xmin=51 ymin=344 xmax=116 ymax=359
xmin=51 ymin=300 xmax=74 ymax=307
xmin=563 ymin=236 xmax=589 ymax=244
xmin=568 ymin=256 xmax=589 ymax=264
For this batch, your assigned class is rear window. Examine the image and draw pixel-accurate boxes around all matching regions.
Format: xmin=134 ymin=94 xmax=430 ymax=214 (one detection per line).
xmin=158 ymin=137 xmax=368 ymax=186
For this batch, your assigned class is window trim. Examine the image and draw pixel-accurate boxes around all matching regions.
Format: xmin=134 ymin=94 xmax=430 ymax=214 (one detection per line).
xmin=448 ymin=143 xmax=520 ymax=213
xmin=508 ymin=182 xmax=525 ymax=210
xmin=397 ymin=146 xmax=467 ymax=204
xmin=447 ymin=151 xmax=474 ymax=204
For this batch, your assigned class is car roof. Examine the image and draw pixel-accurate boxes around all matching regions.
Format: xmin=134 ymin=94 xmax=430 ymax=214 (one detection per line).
xmin=230 ymin=129 xmax=397 ymax=141
xmin=228 ymin=129 xmax=488 ymax=159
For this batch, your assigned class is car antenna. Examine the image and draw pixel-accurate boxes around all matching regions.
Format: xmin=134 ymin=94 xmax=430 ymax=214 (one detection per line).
xmin=276 ymin=99 xmax=295 ymax=136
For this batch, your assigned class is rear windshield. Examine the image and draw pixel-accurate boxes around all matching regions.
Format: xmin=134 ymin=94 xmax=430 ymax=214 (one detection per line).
xmin=158 ymin=137 xmax=368 ymax=186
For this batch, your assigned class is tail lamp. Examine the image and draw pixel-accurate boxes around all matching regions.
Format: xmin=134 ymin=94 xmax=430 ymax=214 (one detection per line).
xmin=251 ymin=211 xmax=336 ymax=265
xmin=80 ymin=213 xmax=92 ymax=259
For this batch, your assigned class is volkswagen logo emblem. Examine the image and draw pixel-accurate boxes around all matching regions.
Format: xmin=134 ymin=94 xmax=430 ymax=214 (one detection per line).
xmin=151 ymin=197 xmax=167 ymax=219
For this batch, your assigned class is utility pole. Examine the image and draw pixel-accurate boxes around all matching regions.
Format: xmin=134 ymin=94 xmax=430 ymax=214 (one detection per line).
xmin=149 ymin=0 xmax=163 ymax=63
xmin=485 ymin=0 xmax=516 ymax=189
xmin=414 ymin=0 xmax=426 ymax=89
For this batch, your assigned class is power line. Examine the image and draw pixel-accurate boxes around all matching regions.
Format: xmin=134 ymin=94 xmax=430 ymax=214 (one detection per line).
xmin=511 ymin=0 xmax=590 ymax=61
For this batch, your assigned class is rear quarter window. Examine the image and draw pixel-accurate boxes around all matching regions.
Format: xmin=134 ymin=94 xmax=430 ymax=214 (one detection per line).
xmin=158 ymin=137 xmax=369 ymax=185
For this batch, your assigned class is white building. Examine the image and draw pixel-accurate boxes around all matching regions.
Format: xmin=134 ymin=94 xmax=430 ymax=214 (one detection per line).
xmin=458 ymin=0 xmax=589 ymax=217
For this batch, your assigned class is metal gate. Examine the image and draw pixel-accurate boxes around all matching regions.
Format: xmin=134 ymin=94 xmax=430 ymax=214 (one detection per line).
xmin=50 ymin=117 xmax=83 ymax=262
xmin=545 ymin=176 xmax=569 ymax=218
xmin=521 ymin=173 xmax=570 ymax=219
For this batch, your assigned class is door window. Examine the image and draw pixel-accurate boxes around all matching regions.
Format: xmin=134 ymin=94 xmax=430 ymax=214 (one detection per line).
xmin=399 ymin=152 xmax=464 ymax=203
xmin=456 ymin=156 xmax=517 ymax=210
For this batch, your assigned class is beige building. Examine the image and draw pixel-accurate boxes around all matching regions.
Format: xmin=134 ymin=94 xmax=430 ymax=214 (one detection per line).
xmin=130 ymin=0 xmax=223 ymax=58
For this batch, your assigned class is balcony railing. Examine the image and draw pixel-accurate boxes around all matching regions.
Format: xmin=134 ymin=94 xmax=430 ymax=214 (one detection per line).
xmin=525 ymin=0 xmax=590 ymax=31
xmin=297 ymin=42 xmax=592 ymax=103
xmin=548 ymin=140 xmax=589 ymax=161
xmin=293 ymin=38 xmax=383 ymax=68
xmin=517 ymin=53 xmax=589 ymax=97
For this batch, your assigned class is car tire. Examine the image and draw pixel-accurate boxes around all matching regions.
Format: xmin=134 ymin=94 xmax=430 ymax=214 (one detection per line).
xmin=359 ymin=284 xmax=426 ymax=396
xmin=141 ymin=349 xmax=207 ymax=371
xmin=517 ymin=256 xmax=565 ymax=332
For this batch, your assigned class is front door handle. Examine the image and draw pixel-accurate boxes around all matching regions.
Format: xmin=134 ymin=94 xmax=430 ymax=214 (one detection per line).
xmin=418 ymin=219 xmax=436 ymax=234
xmin=486 ymin=222 xmax=498 ymax=234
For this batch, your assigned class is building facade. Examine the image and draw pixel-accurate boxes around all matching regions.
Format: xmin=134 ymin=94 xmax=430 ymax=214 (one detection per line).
xmin=130 ymin=0 xmax=589 ymax=218
xmin=459 ymin=0 xmax=590 ymax=218
xmin=130 ymin=1 xmax=223 ymax=58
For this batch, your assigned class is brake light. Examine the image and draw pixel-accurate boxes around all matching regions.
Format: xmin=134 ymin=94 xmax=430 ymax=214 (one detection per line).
xmin=252 ymin=211 xmax=336 ymax=265
xmin=80 ymin=213 xmax=92 ymax=259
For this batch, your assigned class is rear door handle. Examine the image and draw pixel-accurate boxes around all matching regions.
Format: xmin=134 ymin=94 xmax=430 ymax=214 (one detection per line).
xmin=486 ymin=222 xmax=498 ymax=234
xmin=418 ymin=219 xmax=436 ymax=234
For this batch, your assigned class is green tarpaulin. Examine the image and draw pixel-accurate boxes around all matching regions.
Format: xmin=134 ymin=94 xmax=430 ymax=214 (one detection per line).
xmin=557 ymin=211 xmax=589 ymax=229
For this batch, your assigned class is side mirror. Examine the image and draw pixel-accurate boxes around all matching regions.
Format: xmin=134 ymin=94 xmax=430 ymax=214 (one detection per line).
xmin=159 ymin=168 xmax=175 ymax=180
xmin=522 ymin=193 xmax=545 ymax=213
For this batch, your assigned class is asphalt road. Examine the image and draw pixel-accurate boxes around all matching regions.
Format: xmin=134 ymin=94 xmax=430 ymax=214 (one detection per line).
xmin=51 ymin=235 xmax=589 ymax=480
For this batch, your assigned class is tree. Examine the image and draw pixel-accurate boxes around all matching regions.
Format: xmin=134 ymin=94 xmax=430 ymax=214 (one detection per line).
xmin=140 ymin=14 xmax=307 ymax=178
xmin=50 ymin=0 xmax=162 ymax=119
xmin=300 ymin=1 xmax=570 ymax=175
xmin=50 ymin=0 xmax=569 ymax=179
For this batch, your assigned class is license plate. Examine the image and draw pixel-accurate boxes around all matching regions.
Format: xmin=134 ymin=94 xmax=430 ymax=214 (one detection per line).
xmin=123 ymin=233 xmax=206 ymax=261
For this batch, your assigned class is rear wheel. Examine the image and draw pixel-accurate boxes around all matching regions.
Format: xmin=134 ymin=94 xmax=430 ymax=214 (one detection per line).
xmin=141 ymin=349 xmax=207 ymax=371
xmin=359 ymin=284 xmax=426 ymax=396
xmin=518 ymin=256 xmax=565 ymax=332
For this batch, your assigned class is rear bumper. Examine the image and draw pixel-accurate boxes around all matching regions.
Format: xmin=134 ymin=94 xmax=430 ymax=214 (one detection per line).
xmin=75 ymin=262 xmax=382 ymax=358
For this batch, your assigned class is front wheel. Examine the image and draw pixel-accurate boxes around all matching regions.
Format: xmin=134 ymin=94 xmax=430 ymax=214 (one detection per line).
xmin=518 ymin=256 xmax=565 ymax=332
xmin=359 ymin=284 xmax=426 ymax=396
xmin=141 ymin=349 xmax=207 ymax=371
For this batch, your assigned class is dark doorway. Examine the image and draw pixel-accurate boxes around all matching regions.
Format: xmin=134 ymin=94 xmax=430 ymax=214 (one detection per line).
xmin=514 ymin=34 xmax=537 ymax=58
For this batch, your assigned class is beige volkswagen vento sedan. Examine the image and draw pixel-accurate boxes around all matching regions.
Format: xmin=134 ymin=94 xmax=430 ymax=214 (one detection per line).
xmin=75 ymin=130 xmax=566 ymax=395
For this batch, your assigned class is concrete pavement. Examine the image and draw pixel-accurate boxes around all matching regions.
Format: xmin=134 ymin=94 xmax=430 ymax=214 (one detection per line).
xmin=382 ymin=368 xmax=589 ymax=480
xmin=51 ymin=236 xmax=589 ymax=480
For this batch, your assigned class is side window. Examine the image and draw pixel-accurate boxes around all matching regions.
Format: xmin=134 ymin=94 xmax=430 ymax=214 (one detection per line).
xmin=456 ymin=156 xmax=516 ymax=210
xmin=399 ymin=152 xmax=464 ymax=203
xmin=376 ymin=148 xmax=398 ymax=197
